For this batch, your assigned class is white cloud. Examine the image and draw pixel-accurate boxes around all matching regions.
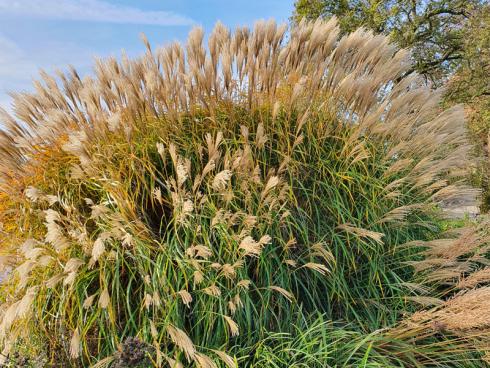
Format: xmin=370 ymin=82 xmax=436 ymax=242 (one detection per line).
xmin=0 ymin=0 xmax=194 ymax=26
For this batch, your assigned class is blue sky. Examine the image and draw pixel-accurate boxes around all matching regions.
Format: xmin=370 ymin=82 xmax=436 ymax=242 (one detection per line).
xmin=0 ymin=0 xmax=294 ymax=110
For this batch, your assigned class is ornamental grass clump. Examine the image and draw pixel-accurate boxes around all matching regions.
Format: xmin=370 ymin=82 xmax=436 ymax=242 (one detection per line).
xmin=0 ymin=18 xmax=488 ymax=366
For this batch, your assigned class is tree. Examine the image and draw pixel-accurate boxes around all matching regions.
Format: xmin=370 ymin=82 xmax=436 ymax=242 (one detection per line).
xmin=444 ymin=5 xmax=490 ymax=209
xmin=292 ymin=0 xmax=483 ymax=86
xmin=445 ymin=5 xmax=490 ymax=113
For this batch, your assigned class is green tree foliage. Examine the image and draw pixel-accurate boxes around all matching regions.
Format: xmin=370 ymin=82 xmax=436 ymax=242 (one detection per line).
xmin=292 ymin=0 xmax=483 ymax=85
xmin=445 ymin=5 xmax=490 ymax=209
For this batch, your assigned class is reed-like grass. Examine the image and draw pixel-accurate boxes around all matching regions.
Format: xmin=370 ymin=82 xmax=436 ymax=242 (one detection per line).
xmin=0 ymin=18 xmax=488 ymax=367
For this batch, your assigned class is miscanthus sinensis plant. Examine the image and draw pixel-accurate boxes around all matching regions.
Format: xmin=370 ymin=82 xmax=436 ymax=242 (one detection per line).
xmin=0 ymin=18 xmax=487 ymax=367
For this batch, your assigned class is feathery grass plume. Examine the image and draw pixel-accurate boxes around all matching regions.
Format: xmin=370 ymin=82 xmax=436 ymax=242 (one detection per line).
xmin=194 ymin=352 xmax=217 ymax=368
xmin=202 ymin=284 xmax=221 ymax=297
xmin=98 ymin=288 xmax=110 ymax=309
xmin=70 ymin=327 xmax=81 ymax=359
xmin=457 ymin=267 xmax=490 ymax=289
xmin=83 ymin=294 xmax=96 ymax=309
xmin=223 ymin=315 xmax=239 ymax=337
xmin=212 ymin=170 xmax=233 ymax=191
xmin=268 ymin=285 xmax=294 ymax=302
xmin=164 ymin=355 xmax=184 ymax=368
xmin=16 ymin=286 xmax=37 ymax=319
xmin=178 ymin=289 xmax=193 ymax=307
xmin=410 ymin=287 xmax=490 ymax=332
xmin=238 ymin=235 xmax=262 ymax=257
xmin=412 ymin=220 xmax=490 ymax=287
xmin=212 ymin=350 xmax=236 ymax=368
xmin=303 ymin=262 xmax=330 ymax=275
xmin=0 ymin=17 xmax=485 ymax=366
xmin=166 ymin=325 xmax=196 ymax=362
